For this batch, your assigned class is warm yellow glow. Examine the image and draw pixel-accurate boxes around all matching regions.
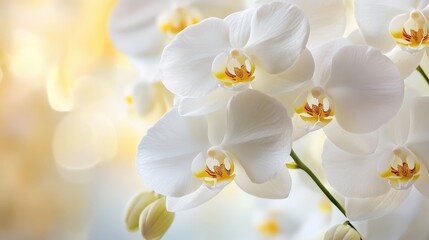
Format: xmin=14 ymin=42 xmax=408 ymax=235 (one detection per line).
xmin=46 ymin=63 xmax=74 ymax=112
xmin=10 ymin=46 xmax=46 ymax=80
xmin=257 ymin=219 xmax=280 ymax=236
xmin=53 ymin=112 xmax=117 ymax=170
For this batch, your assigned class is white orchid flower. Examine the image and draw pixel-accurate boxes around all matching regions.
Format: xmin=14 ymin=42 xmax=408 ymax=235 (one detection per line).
xmin=323 ymin=93 xmax=429 ymax=220
xmin=160 ymin=1 xmax=314 ymax=116
xmin=253 ymin=0 xmax=347 ymax=48
xmin=137 ymin=90 xmax=292 ymax=211
xmin=287 ymin=39 xmax=404 ymax=139
xmin=360 ymin=188 xmax=429 ymax=239
xmin=125 ymin=80 xmax=173 ymax=118
xmin=354 ymin=0 xmax=429 ymax=78
xmin=109 ymin=0 xmax=246 ymax=79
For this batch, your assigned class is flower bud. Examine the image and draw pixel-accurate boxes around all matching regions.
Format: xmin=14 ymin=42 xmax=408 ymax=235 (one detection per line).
xmin=324 ymin=223 xmax=361 ymax=240
xmin=124 ymin=191 xmax=159 ymax=231
xmin=139 ymin=197 xmax=175 ymax=240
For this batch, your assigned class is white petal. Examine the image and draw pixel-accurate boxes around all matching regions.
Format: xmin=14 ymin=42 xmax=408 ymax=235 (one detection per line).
xmin=245 ymin=2 xmax=309 ymax=74
xmin=361 ymin=188 xmax=428 ymax=239
xmin=322 ymin=140 xmax=391 ymax=198
xmin=137 ymin=108 xmax=210 ymax=197
xmin=234 ymin=162 xmax=291 ymax=198
xmin=354 ymin=0 xmax=412 ymax=52
xmin=222 ymin=90 xmax=292 ymax=183
xmin=312 ymin=38 xmax=351 ymax=86
xmin=109 ymin=0 xmax=167 ymax=60
xmin=345 ymin=188 xmax=410 ymax=221
xmin=277 ymin=0 xmax=347 ymax=48
xmin=160 ymin=18 xmax=231 ymax=97
xmin=414 ymin=164 xmax=429 ymax=198
xmin=275 ymin=80 xmax=313 ymax=118
xmin=206 ymin=109 xmax=227 ymax=146
xmin=166 ymin=185 xmax=220 ymax=211
xmin=325 ymin=45 xmax=404 ymax=133
xmin=178 ymin=88 xmax=234 ymax=116
xmin=323 ymin=118 xmax=379 ymax=155
xmin=386 ymin=46 xmax=424 ymax=79
xmin=407 ymin=97 xmax=429 ymax=166
xmin=224 ymin=7 xmax=254 ymax=48
xmin=251 ymin=48 xmax=314 ymax=94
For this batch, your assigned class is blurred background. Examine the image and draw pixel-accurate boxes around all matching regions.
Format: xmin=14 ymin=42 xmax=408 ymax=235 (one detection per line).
xmin=0 ymin=1 xmax=338 ymax=239
xmin=2 ymin=0 xmax=429 ymax=240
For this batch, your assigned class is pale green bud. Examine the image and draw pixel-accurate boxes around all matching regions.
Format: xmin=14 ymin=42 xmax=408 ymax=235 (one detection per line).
xmin=124 ymin=191 xmax=159 ymax=231
xmin=324 ymin=223 xmax=361 ymax=240
xmin=140 ymin=197 xmax=175 ymax=240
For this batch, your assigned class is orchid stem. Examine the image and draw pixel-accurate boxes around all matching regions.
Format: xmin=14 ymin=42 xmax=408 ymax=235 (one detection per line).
xmin=290 ymin=150 xmax=360 ymax=233
xmin=286 ymin=162 xmax=299 ymax=169
xmin=417 ymin=65 xmax=429 ymax=85
xmin=290 ymin=150 xmax=346 ymax=216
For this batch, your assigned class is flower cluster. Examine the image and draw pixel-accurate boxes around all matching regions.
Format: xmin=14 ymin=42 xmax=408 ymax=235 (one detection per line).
xmin=109 ymin=0 xmax=429 ymax=238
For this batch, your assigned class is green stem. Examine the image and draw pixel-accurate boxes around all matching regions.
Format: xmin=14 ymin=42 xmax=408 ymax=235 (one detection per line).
xmin=290 ymin=150 xmax=360 ymax=234
xmin=290 ymin=150 xmax=346 ymax=216
xmin=417 ymin=65 xmax=429 ymax=85
xmin=286 ymin=162 xmax=299 ymax=169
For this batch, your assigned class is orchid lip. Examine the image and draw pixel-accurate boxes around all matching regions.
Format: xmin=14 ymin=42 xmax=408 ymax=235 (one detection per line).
xmin=380 ymin=146 xmax=421 ymax=190
xmin=390 ymin=10 xmax=429 ymax=52
xmin=294 ymin=87 xmax=335 ymax=131
xmin=193 ymin=147 xmax=235 ymax=189
xmin=157 ymin=4 xmax=201 ymax=35
xmin=212 ymin=49 xmax=255 ymax=90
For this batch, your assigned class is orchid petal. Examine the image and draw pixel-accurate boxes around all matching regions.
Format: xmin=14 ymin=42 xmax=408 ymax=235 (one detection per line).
xmin=245 ymin=2 xmax=309 ymax=74
xmin=414 ymin=164 xmax=429 ymax=198
xmin=323 ymin=140 xmax=390 ymax=198
xmin=160 ymin=18 xmax=230 ymax=97
xmin=137 ymin=109 xmax=210 ymax=197
xmin=407 ymin=97 xmax=429 ymax=167
xmin=109 ymin=0 xmax=167 ymax=61
xmin=323 ymin=119 xmax=379 ymax=155
xmin=224 ymin=7 xmax=254 ymax=48
xmin=252 ymin=48 xmax=314 ymax=94
xmin=386 ymin=46 xmax=424 ymax=79
xmin=234 ymin=162 xmax=291 ymax=198
xmin=346 ymin=188 xmax=410 ymax=221
xmin=326 ymin=45 xmax=404 ymax=133
xmin=166 ymin=185 xmax=220 ymax=211
xmin=354 ymin=0 xmax=413 ymax=52
xmin=222 ymin=90 xmax=292 ymax=183
xmin=178 ymin=88 xmax=234 ymax=116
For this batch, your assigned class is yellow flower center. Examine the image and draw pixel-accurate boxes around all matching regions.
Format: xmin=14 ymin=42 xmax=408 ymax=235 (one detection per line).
xmin=157 ymin=5 xmax=201 ymax=35
xmin=193 ymin=148 xmax=235 ymax=188
xmin=380 ymin=147 xmax=421 ymax=190
xmin=212 ymin=49 xmax=255 ymax=89
xmin=390 ymin=10 xmax=429 ymax=51
xmin=295 ymin=87 xmax=335 ymax=130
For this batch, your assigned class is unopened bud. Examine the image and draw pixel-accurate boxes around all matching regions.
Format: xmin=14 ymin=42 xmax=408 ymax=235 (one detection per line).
xmin=324 ymin=223 xmax=361 ymax=240
xmin=124 ymin=192 xmax=159 ymax=231
xmin=140 ymin=197 xmax=175 ymax=240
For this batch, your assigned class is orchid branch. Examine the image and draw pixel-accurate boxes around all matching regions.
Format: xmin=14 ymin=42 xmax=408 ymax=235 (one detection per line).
xmin=417 ymin=65 xmax=429 ymax=85
xmin=289 ymin=150 xmax=359 ymax=233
